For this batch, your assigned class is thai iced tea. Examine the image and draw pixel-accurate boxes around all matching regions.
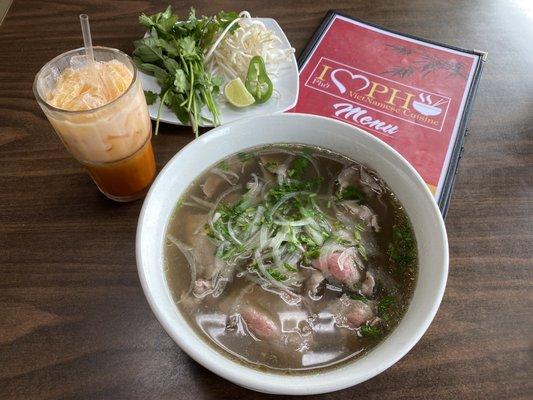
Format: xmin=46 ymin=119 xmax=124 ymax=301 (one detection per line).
xmin=34 ymin=47 xmax=155 ymax=201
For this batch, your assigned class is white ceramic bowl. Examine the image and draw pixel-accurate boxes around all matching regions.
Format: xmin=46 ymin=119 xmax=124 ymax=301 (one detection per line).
xmin=136 ymin=113 xmax=448 ymax=395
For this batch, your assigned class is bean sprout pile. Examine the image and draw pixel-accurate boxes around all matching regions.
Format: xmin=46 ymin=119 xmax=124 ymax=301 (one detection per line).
xmin=205 ymin=11 xmax=295 ymax=83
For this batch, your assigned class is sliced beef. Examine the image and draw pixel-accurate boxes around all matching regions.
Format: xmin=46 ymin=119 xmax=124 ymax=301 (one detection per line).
xmin=259 ymin=154 xmax=283 ymax=173
xmin=346 ymin=301 xmax=374 ymax=329
xmin=337 ymin=165 xmax=383 ymax=195
xmin=240 ymin=307 xmax=280 ymax=341
xmin=189 ymin=234 xmax=215 ymax=270
xmin=312 ymin=248 xmax=361 ymax=287
xmin=201 ymin=160 xmax=241 ymax=199
xmin=259 ymin=153 xmax=293 ymax=184
xmin=181 ymin=214 xmax=216 ymax=278
xmin=339 ymin=201 xmax=380 ymax=232
xmin=182 ymin=213 xmax=207 ymax=239
xmin=330 ymin=294 xmax=375 ymax=329
xmin=192 ymin=278 xmax=213 ymax=297
xmin=201 ymin=175 xmax=224 ymax=199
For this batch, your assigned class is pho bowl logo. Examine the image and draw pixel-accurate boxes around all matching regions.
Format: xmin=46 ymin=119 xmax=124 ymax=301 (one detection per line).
xmin=412 ymin=93 xmax=447 ymax=116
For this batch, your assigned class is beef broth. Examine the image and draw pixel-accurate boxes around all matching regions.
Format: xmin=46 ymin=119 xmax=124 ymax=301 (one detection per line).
xmin=165 ymin=144 xmax=417 ymax=372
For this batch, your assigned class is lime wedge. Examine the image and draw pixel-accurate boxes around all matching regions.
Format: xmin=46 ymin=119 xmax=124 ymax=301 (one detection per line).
xmin=224 ymin=77 xmax=255 ymax=107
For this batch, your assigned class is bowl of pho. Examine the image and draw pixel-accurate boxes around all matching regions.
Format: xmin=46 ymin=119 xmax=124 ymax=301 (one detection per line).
xmin=136 ymin=113 xmax=448 ymax=394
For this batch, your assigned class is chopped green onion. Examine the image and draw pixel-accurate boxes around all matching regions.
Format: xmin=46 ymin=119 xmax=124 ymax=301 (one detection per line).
xmin=360 ymin=325 xmax=381 ymax=337
xmin=350 ymin=293 xmax=368 ymax=303
xmin=336 ymin=185 xmax=365 ymax=202
xmin=284 ymin=263 xmax=298 ymax=272
xmin=217 ymin=160 xmax=229 ymax=170
xmin=237 ymin=152 xmax=255 ymax=162
xmin=357 ymin=243 xmax=368 ymax=260
xmin=378 ymin=295 xmax=396 ymax=320
xmin=267 ymin=268 xmax=287 ymax=281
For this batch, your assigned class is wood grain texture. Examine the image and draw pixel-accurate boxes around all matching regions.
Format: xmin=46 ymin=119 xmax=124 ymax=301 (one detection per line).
xmin=0 ymin=0 xmax=532 ymax=399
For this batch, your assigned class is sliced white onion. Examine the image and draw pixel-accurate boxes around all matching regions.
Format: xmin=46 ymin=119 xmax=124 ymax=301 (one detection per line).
xmin=211 ymin=167 xmax=240 ymax=185
xmin=190 ymin=194 xmax=215 ymax=209
xmin=304 ymin=225 xmax=325 ymax=246
xmin=273 ymin=217 xmax=314 ymax=227
xmin=227 ymin=219 xmax=242 ymax=245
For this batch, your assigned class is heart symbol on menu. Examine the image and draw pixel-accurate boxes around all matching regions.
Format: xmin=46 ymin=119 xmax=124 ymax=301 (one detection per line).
xmin=330 ymin=69 xmax=370 ymax=94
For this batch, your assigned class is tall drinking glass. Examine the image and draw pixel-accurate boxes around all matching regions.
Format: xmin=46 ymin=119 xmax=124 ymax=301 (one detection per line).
xmin=33 ymin=47 xmax=156 ymax=202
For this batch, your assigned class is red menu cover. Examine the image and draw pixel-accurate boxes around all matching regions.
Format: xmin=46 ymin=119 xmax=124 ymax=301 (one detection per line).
xmin=291 ymin=11 xmax=485 ymax=215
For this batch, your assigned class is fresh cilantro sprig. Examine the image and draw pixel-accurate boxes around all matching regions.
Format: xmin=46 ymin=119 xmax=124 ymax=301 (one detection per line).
xmin=144 ymin=90 xmax=158 ymax=105
xmin=133 ymin=6 xmax=239 ymax=137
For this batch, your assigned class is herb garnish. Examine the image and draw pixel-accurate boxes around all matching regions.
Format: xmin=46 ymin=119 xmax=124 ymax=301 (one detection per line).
xmin=388 ymin=221 xmax=417 ymax=271
xmin=205 ymin=151 xmax=378 ymax=297
xmin=237 ymin=152 xmax=255 ymax=163
xmin=284 ymin=263 xmax=298 ymax=272
xmin=336 ymin=185 xmax=365 ymax=202
xmin=217 ymin=160 xmax=229 ymax=170
xmin=264 ymin=161 xmax=278 ymax=173
xmin=377 ymin=295 xmax=396 ymax=320
xmin=267 ymin=268 xmax=287 ymax=281
xmin=350 ymin=293 xmax=368 ymax=303
xmin=144 ymin=90 xmax=158 ymax=105
xmin=134 ymin=7 xmax=239 ymax=136
xmin=288 ymin=156 xmax=309 ymax=178
xmin=360 ymin=325 xmax=381 ymax=337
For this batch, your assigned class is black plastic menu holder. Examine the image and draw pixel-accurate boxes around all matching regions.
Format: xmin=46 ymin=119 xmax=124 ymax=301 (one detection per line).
xmin=295 ymin=10 xmax=486 ymax=218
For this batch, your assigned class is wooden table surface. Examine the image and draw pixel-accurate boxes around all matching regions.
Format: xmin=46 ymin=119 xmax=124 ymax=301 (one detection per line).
xmin=1 ymin=0 xmax=532 ymax=399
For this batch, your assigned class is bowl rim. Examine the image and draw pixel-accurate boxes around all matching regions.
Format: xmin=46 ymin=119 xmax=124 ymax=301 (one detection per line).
xmin=136 ymin=113 xmax=449 ymax=394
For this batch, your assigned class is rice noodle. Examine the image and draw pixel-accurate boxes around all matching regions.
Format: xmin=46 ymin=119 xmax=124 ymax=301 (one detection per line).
xmin=198 ymin=149 xmax=383 ymax=305
xmin=243 ymin=231 xmax=262 ymax=252
xmin=241 ymin=270 xmax=298 ymax=304
xmin=269 ymin=227 xmax=289 ymax=255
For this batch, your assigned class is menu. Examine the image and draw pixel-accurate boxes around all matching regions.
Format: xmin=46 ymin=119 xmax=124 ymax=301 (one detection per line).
xmin=290 ymin=11 xmax=485 ymax=215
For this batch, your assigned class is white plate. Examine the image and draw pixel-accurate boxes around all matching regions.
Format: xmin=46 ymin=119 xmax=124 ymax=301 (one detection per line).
xmin=138 ymin=18 xmax=299 ymax=127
